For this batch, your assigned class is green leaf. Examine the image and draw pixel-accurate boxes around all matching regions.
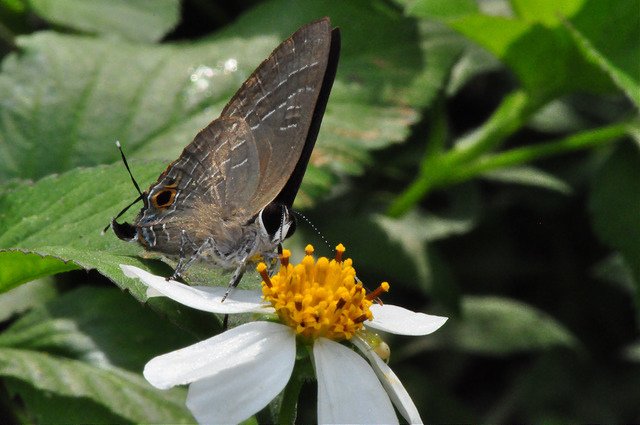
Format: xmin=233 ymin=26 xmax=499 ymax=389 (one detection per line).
xmin=27 ymin=0 xmax=180 ymax=42
xmin=445 ymin=40 xmax=502 ymax=96
xmin=569 ymin=0 xmax=640 ymax=91
xmin=528 ymin=99 xmax=592 ymax=133
xmin=591 ymin=253 xmax=636 ymax=294
xmin=0 ymin=162 xmax=267 ymax=299
xmin=0 ymin=285 xmax=198 ymax=371
xmin=441 ymin=0 xmax=638 ymax=101
xmin=0 ymin=162 xmax=240 ymax=299
xmin=1 ymin=0 xmax=26 ymax=13
xmin=0 ymin=277 xmax=57 ymax=322
xmin=0 ymin=347 xmax=193 ymax=423
xmin=0 ymin=284 xmax=217 ymax=422
xmin=439 ymin=296 xmax=578 ymax=354
xmin=628 ymin=121 xmax=640 ymax=149
xmin=0 ymin=0 xmax=437 ymax=207
xmin=564 ymin=19 xmax=640 ymax=109
xmin=447 ymin=15 xmax=609 ymax=101
xmin=589 ymin=142 xmax=640 ymax=291
xmin=407 ymin=0 xmax=478 ymax=19
xmin=413 ymin=20 xmax=476 ymax=105
xmin=400 ymin=4 xmax=494 ymax=103
xmin=510 ymin=0 xmax=584 ymax=25
xmin=6 ymin=378 xmax=133 ymax=424
xmin=375 ymin=197 xmax=478 ymax=244
xmin=481 ymin=165 xmax=572 ymax=195
xmin=0 ymin=250 xmax=78 ymax=293
xmin=623 ymin=341 xmax=640 ymax=362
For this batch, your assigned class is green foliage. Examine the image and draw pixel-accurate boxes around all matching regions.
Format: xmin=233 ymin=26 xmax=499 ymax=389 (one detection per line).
xmin=0 ymin=0 xmax=439 ymax=204
xmin=0 ymin=277 xmax=57 ymax=322
xmin=0 ymin=349 xmax=192 ymax=423
xmin=412 ymin=0 xmax=639 ymax=103
xmin=28 ymin=0 xmax=181 ymax=42
xmin=0 ymin=251 xmax=78 ymax=293
xmin=0 ymin=0 xmax=637 ymax=422
xmin=439 ymin=296 xmax=579 ymax=355
xmin=590 ymin=143 xmax=640 ymax=291
xmin=0 ymin=163 xmax=170 ymax=300
xmin=0 ymin=285 xmax=197 ymax=423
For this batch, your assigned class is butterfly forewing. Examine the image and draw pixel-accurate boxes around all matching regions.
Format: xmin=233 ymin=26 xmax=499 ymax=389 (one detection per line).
xmin=150 ymin=118 xmax=258 ymax=212
xmin=221 ymin=18 xmax=333 ymax=212
xmin=138 ymin=117 xmax=259 ymax=251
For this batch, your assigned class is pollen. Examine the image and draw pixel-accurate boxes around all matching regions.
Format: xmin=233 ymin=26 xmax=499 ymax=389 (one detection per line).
xmin=258 ymin=244 xmax=390 ymax=342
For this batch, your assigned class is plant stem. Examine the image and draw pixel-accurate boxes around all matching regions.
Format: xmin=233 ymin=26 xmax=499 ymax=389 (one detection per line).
xmin=441 ymin=121 xmax=632 ymax=185
xmin=278 ymin=364 xmax=305 ymax=425
xmin=447 ymin=89 xmax=538 ymax=165
xmin=388 ymin=89 xmax=539 ymax=217
xmin=387 ymin=101 xmax=448 ymax=217
xmin=387 ymin=85 xmax=633 ymax=217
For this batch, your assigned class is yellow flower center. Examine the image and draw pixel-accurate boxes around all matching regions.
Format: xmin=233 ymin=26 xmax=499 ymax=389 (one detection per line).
xmin=257 ymin=244 xmax=389 ymax=342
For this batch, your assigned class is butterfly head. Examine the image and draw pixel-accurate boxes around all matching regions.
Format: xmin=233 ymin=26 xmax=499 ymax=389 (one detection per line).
xmin=257 ymin=202 xmax=296 ymax=245
xmin=111 ymin=217 xmax=138 ymax=241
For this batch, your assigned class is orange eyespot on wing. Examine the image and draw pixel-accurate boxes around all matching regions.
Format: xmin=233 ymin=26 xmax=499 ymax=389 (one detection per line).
xmin=151 ymin=188 xmax=177 ymax=209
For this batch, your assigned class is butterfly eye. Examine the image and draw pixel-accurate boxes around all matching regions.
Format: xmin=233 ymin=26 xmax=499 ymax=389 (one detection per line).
xmin=152 ymin=188 xmax=177 ymax=209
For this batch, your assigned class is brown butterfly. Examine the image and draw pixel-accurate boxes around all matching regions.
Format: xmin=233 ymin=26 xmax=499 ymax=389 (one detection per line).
xmin=109 ymin=18 xmax=340 ymax=291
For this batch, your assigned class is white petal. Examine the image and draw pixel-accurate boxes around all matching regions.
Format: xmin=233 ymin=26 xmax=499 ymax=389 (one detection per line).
xmin=313 ymin=338 xmax=398 ymax=424
xmin=120 ymin=264 xmax=273 ymax=314
xmin=366 ymin=304 xmax=448 ymax=336
xmin=353 ymin=335 xmax=423 ymax=424
xmin=144 ymin=321 xmax=294 ymax=390
xmin=184 ymin=323 xmax=296 ymax=424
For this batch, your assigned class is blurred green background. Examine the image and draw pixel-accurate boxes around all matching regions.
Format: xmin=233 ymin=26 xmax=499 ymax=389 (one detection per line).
xmin=0 ymin=0 xmax=638 ymax=423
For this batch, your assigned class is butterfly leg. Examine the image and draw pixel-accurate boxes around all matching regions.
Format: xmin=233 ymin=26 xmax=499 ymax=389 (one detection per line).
xmin=219 ymin=263 xmax=245 ymax=331
xmin=169 ymin=230 xmax=194 ymax=280
xmin=170 ymin=233 xmax=211 ymax=280
xmin=221 ymin=264 xmax=245 ymax=303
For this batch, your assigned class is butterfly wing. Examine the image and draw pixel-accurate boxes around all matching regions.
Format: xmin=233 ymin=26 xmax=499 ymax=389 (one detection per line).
xmin=135 ymin=116 xmax=259 ymax=251
xmin=126 ymin=19 xmax=338 ymax=256
xmin=221 ymin=18 xmax=335 ymax=211
xmin=274 ymin=25 xmax=340 ymax=207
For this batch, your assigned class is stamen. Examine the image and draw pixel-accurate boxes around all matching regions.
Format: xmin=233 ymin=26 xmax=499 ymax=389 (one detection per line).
xmin=335 ymin=243 xmax=345 ymax=262
xmin=366 ymin=281 xmax=390 ymax=301
xmin=256 ymin=263 xmax=272 ymax=288
xmin=305 ymin=244 xmax=314 ymax=255
xmin=261 ymin=244 xmax=385 ymax=342
xmin=280 ymin=249 xmax=291 ymax=267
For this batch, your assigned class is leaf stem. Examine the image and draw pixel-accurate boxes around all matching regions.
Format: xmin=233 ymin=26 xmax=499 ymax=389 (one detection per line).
xmin=387 ymin=101 xmax=448 ymax=217
xmin=447 ymin=89 xmax=539 ymax=165
xmin=388 ymin=89 xmax=539 ymax=217
xmin=442 ymin=121 xmax=632 ymax=185
xmin=387 ymin=86 xmax=632 ymax=217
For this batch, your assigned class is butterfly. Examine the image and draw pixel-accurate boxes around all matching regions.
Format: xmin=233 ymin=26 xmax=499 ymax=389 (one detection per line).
xmin=109 ymin=18 xmax=340 ymax=290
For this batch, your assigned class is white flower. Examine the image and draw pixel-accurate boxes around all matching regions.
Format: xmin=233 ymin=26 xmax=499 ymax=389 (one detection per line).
xmin=121 ymin=244 xmax=447 ymax=424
